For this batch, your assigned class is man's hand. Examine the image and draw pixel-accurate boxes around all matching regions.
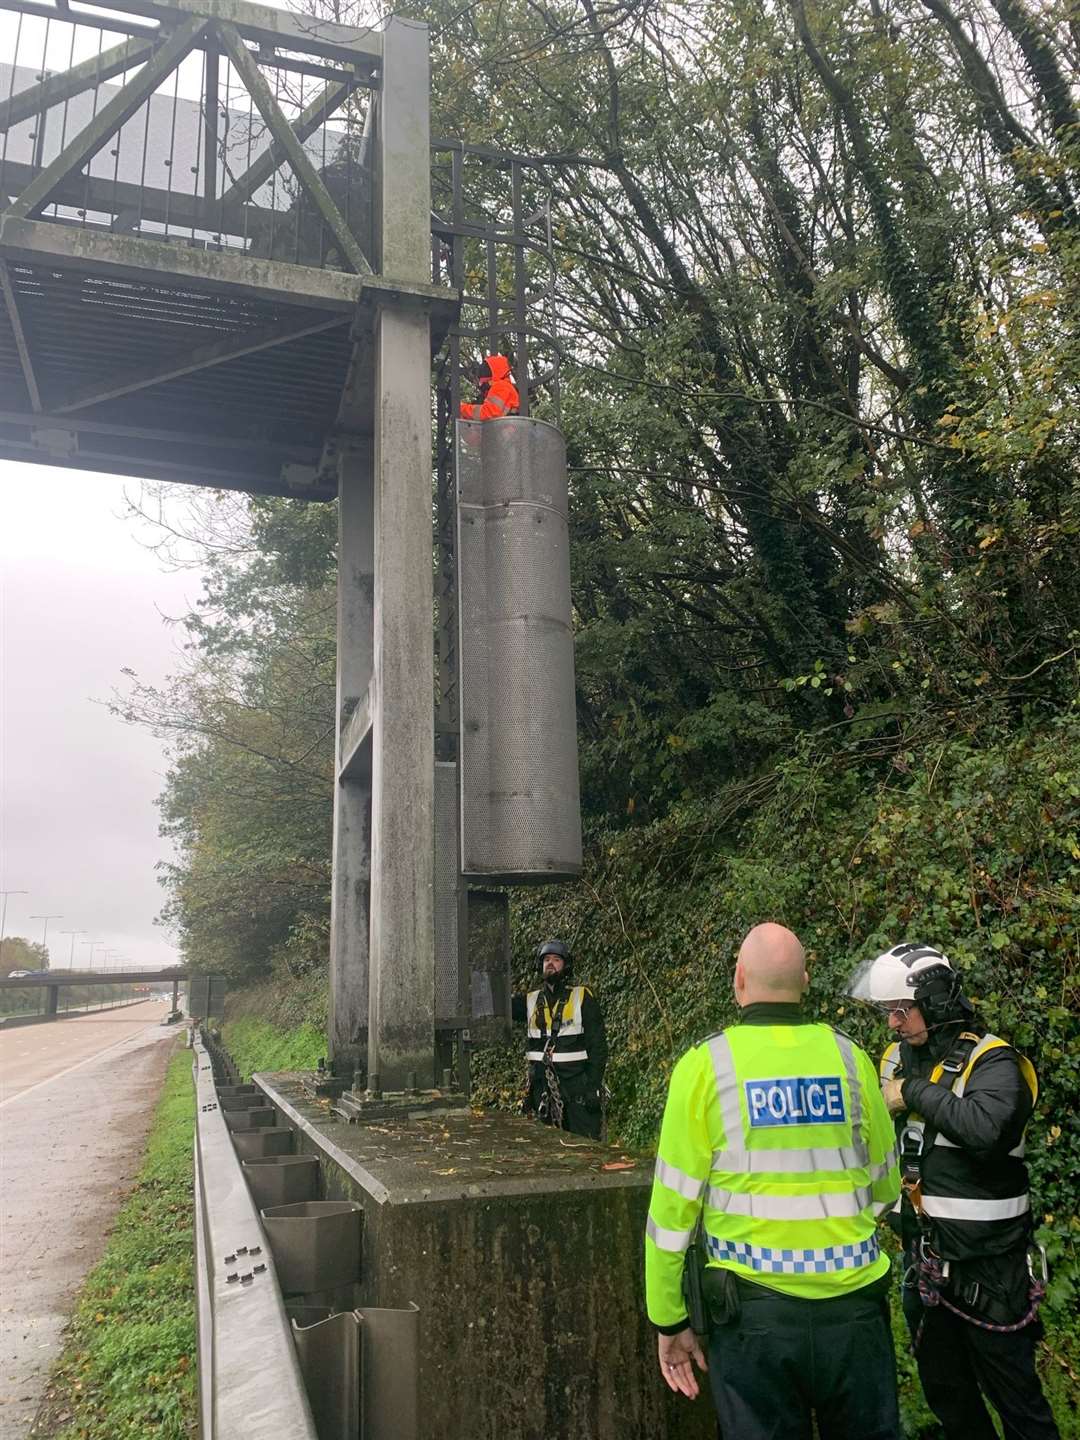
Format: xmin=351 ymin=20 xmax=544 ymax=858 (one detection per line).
xmin=657 ymin=1327 xmax=707 ymax=1400
xmin=882 ymin=1077 xmax=906 ymax=1115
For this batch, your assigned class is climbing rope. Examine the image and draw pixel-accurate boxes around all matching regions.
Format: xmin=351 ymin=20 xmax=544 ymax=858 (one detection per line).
xmin=912 ymin=1241 xmax=1047 ymax=1350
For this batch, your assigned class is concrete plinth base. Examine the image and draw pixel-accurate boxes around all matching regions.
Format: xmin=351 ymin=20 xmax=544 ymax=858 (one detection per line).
xmin=254 ymin=1072 xmax=713 ymax=1440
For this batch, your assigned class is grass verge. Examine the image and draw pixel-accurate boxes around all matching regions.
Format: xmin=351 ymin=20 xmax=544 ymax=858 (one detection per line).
xmin=221 ymin=1014 xmax=326 ymax=1079
xmin=31 ymin=1046 xmax=197 ymax=1440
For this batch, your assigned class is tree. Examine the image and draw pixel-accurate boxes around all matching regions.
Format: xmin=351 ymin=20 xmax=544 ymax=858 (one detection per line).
xmin=126 ymin=0 xmax=1080 ymax=970
xmin=1 ymin=937 xmax=49 ymax=974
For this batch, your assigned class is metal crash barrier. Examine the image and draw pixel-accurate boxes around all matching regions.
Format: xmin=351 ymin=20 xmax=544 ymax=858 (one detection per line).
xmin=194 ymin=1032 xmax=419 ymax=1440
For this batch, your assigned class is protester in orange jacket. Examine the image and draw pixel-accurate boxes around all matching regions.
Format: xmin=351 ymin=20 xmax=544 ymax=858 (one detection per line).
xmin=460 ymin=354 xmax=519 ymax=421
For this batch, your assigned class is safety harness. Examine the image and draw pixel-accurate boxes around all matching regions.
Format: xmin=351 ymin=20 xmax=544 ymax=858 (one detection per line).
xmin=532 ymin=989 xmax=566 ymax=1130
xmin=889 ymin=1030 xmax=1048 ymax=1345
xmin=912 ymin=1237 xmax=1048 ymax=1346
xmin=896 ymin=1029 xmax=981 ymax=1219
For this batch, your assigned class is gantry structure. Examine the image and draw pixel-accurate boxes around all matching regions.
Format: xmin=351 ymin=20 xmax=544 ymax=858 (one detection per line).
xmin=0 ymin=0 xmax=444 ymax=1090
xmin=0 ymin=0 xmax=572 ymax=1093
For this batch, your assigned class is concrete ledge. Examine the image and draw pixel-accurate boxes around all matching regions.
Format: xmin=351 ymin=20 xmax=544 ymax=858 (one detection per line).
xmin=255 ymin=1072 xmax=713 ymax=1439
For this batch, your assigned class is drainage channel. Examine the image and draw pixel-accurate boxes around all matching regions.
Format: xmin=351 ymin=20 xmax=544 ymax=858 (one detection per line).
xmin=194 ymin=1030 xmax=419 ymax=1440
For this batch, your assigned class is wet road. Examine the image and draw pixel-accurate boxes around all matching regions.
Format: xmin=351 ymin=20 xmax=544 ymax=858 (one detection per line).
xmin=0 ymin=1004 xmax=176 ymax=1438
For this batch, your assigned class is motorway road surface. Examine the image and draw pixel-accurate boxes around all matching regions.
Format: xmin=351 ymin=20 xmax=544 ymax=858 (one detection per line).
xmin=0 ymin=1003 xmax=176 ymax=1438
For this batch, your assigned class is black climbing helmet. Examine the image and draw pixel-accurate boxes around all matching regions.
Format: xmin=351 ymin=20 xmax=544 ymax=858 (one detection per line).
xmin=535 ymin=938 xmax=573 ymax=977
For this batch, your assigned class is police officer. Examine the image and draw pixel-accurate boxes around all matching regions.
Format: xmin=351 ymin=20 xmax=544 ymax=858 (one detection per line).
xmin=646 ymin=923 xmax=901 ymax=1438
xmin=850 ymin=943 xmax=1060 ymax=1439
xmin=511 ymin=939 xmax=607 ymax=1139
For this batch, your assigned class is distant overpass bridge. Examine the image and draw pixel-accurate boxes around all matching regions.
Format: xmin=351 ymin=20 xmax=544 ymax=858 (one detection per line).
xmin=0 ymin=967 xmax=189 ymax=989
xmin=0 ymin=966 xmax=192 ymax=1017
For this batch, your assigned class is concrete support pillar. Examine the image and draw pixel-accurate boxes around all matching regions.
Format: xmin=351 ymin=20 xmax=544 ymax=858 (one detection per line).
xmin=368 ymin=304 xmax=434 ymax=1092
xmin=329 ymin=440 xmax=374 ymax=1075
xmin=172 ymin=978 xmax=179 ymax=1015
xmin=362 ymin=15 xmax=435 ymax=1093
xmin=45 ymin=984 xmax=58 ymax=1017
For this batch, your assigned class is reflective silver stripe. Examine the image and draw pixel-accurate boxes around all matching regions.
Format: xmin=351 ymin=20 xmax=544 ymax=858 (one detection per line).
xmin=646 ymin=1216 xmax=694 ymax=1253
xmin=654 ymin=1157 xmax=706 ymax=1203
xmin=712 ymin=1145 xmax=866 ymax=1174
xmin=869 ymin=1148 xmax=897 ymax=1182
xmin=525 ymin=1050 xmax=588 ymax=1063
xmin=832 ymin=1031 xmax=864 ymax=1141
xmin=708 ymin=1031 xmax=871 ymax=1174
xmin=707 ymin=1033 xmax=743 ymax=1149
xmin=705 ymin=1184 xmax=873 ymax=1220
xmin=487 ymin=394 xmax=509 ymax=414
xmin=920 ymin=1193 xmax=1031 ymax=1221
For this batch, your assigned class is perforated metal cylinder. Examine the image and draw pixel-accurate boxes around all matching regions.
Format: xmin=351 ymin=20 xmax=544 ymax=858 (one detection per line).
xmin=457 ymin=417 xmax=582 ymax=881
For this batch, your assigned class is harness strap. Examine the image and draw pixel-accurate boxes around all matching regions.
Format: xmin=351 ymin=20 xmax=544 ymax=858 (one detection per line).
xmin=913 ymin=1240 xmax=1047 ymax=1347
xmin=902 ymin=1031 xmax=981 ymax=1195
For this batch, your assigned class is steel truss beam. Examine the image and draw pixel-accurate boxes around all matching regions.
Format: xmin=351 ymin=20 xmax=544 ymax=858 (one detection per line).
xmin=0 ymin=35 xmax=158 ymax=134
xmin=8 ymin=16 xmax=209 ymax=221
xmin=217 ymin=23 xmax=371 ymax=275
xmin=0 ymin=159 xmax=269 ymax=235
xmin=219 ymin=78 xmax=352 ymax=211
xmin=5 ymin=0 xmax=382 ymax=73
xmin=1 ymin=2 xmax=363 ymax=83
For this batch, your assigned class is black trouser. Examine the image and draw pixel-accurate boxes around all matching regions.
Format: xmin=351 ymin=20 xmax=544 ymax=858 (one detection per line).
xmin=902 ymin=1265 xmax=1060 ymax=1439
xmin=706 ymin=1276 xmax=900 ymax=1440
xmin=527 ymin=1068 xmax=602 ymax=1140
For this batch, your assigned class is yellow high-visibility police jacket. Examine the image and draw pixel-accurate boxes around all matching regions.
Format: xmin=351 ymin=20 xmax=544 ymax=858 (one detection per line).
xmin=645 ymin=1016 xmax=900 ymax=1328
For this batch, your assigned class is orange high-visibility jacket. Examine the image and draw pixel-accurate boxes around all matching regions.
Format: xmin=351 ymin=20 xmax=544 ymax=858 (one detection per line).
xmin=460 ymin=354 xmax=520 ymax=421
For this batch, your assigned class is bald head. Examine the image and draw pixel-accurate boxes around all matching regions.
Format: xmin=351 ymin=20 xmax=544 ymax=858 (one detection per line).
xmin=734 ymin=924 xmax=808 ymax=1006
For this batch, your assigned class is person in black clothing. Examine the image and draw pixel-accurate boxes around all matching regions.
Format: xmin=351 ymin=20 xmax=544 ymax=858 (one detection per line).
xmin=851 ymin=942 xmax=1059 ymax=1440
xmin=510 ymin=939 xmax=607 ymax=1139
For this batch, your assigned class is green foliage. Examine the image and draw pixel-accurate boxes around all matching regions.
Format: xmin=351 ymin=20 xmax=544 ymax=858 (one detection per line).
xmin=35 ymin=1048 xmax=196 ymax=1440
xmin=221 ymin=1015 xmax=327 ymax=1081
xmin=472 ymin=709 xmax=1080 ymax=1432
xmin=0 ymin=936 xmax=49 ymax=974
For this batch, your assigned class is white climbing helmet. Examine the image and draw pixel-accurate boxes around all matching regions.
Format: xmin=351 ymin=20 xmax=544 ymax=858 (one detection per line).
xmin=848 ymin=943 xmax=953 ymax=1006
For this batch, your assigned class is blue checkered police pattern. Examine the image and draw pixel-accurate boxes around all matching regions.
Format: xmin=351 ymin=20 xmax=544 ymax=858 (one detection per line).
xmin=704 ymin=1234 xmax=880 ymax=1275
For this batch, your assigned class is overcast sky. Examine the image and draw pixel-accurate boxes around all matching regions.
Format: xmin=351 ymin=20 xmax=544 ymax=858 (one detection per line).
xmin=1 ymin=468 xmax=203 ymax=970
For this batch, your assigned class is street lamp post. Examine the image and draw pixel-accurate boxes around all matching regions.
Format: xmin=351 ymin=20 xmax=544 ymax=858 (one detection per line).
xmin=80 ymin=940 xmax=103 ymax=970
xmin=59 ymin=929 xmax=86 ymax=968
xmin=29 ymin=913 xmax=63 ymax=955
xmin=0 ymin=889 xmax=29 ymax=946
